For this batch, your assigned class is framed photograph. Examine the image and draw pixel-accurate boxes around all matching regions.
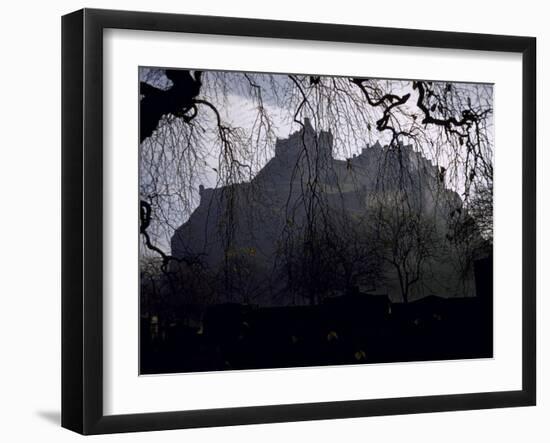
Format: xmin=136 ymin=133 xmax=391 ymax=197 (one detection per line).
xmin=62 ymin=8 xmax=536 ymax=435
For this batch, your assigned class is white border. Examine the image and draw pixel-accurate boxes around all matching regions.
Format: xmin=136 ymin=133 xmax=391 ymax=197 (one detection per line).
xmin=103 ymin=29 xmax=523 ymax=415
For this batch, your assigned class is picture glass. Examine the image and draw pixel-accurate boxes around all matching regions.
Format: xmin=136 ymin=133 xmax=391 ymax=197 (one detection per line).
xmin=138 ymin=67 xmax=493 ymax=374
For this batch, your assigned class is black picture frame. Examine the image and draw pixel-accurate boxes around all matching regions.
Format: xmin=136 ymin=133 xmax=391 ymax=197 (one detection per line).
xmin=62 ymin=8 xmax=536 ymax=435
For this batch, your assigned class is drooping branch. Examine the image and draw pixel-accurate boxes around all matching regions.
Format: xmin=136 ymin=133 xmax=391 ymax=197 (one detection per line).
xmin=413 ymin=81 xmax=490 ymax=131
xmin=140 ymin=70 xmax=203 ymax=143
xmin=140 ymin=199 xmax=205 ymax=272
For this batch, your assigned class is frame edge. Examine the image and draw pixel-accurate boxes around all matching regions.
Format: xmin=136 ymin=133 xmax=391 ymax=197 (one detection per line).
xmin=61 ymin=8 xmax=85 ymax=435
xmin=521 ymin=36 xmax=537 ymax=406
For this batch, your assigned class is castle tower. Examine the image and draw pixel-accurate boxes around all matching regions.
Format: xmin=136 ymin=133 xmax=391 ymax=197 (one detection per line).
xmin=274 ymin=118 xmax=333 ymax=162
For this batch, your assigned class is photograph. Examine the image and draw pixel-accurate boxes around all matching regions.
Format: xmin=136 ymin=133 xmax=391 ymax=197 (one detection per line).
xmin=138 ymin=68 xmax=494 ymax=374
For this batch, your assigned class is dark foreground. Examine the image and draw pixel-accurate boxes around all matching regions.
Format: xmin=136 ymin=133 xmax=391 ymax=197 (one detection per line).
xmin=140 ymin=290 xmax=492 ymax=374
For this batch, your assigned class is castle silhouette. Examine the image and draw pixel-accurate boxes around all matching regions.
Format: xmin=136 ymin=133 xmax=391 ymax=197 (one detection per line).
xmin=171 ymin=118 xmax=486 ymax=305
